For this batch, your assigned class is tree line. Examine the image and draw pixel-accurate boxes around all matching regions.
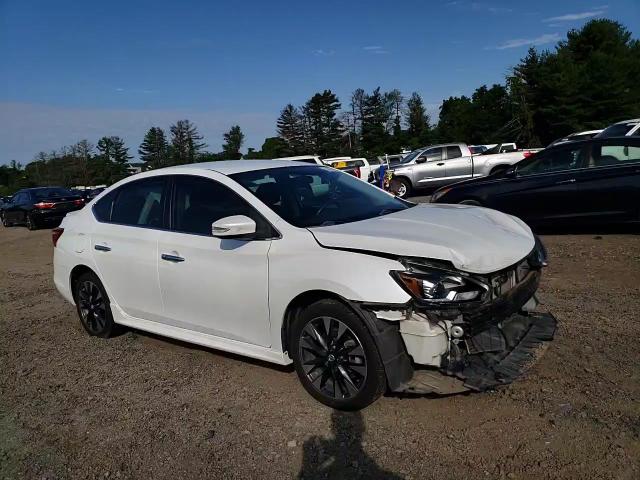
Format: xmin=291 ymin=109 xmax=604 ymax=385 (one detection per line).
xmin=248 ymin=19 xmax=639 ymax=158
xmin=0 ymin=122 xmax=244 ymax=195
xmin=2 ymin=19 xmax=638 ymax=195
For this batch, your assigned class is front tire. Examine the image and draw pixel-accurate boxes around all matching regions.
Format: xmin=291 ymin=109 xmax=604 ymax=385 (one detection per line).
xmin=2 ymin=214 xmax=12 ymax=227
xmin=74 ymin=271 xmax=116 ymax=338
xmin=390 ymin=177 xmax=411 ymax=199
xmin=290 ymin=299 xmax=386 ymax=410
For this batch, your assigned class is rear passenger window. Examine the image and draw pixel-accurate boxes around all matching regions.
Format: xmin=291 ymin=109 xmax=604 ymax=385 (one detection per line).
xmin=446 ymin=146 xmax=462 ymax=159
xmin=92 ymin=191 xmax=115 ymax=222
xmin=110 ymin=178 xmax=166 ymax=227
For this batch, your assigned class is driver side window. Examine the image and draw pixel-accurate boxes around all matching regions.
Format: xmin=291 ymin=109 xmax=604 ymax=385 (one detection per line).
xmin=518 ymin=147 xmax=583 ymax=176
xmin=421 ymin=147 xmax=443 ymax=162
xmin=172 ymin=176 xmax=272 ymax=238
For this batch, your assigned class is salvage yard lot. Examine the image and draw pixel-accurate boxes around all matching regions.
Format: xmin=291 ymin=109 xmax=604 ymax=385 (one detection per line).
xmin=1 ymin=224 xmax=639 ymax=479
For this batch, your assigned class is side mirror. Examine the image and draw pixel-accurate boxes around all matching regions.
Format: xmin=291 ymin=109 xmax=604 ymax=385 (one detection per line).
xmin=415 ymin=156 xmax=427 ymax=164
xmin=211 ymin=215 xmax=256 ymax=238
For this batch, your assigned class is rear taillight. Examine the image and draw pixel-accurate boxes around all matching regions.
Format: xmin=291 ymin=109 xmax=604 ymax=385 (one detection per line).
xmin=34 ymin=201 xmax=55 ymax=209
xmin=523 ymin=151 xmax=534 ymax=158
xmin=354 ymin=167 xmax=361 ymax=178
xmin=73 ymin=199 xmax=84 ymax=206
xmin=52 ymin=227 xmax=64 ymax=247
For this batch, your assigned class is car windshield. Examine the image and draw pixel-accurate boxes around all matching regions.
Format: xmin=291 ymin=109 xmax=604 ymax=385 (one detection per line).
xmin=230 ymin=165 xmax=413 ymax=228
xmin=32 ymin=187 xmax=73 ymax=199
xmin=597 ymin=123 xmax=637 ymax=138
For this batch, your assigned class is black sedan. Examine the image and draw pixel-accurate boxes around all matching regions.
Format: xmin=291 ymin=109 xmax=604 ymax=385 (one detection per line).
xmin=431 ymin=136 xmax=640 ymax=228
xmin=2 ymin=187 xmax=85 ymax=230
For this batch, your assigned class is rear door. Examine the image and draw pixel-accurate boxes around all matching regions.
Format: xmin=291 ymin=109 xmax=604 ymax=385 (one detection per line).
xmin=488 ymin=144 xmax=584 ymax=224
xmin=6 ymin=192 xmax=28 ymax=223
xmin=90 ymin=176 xmax=168 ymax=322
xmin=412 ymin=147 xmax=446 ymax=186
xmin=572 ymin=138 xmax=640 ymax=222
xmin=443 ymin=145 xmax=473 ymax=181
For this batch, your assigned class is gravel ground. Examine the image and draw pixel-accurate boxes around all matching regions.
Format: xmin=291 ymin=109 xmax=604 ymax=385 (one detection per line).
xmin=1 ymin=220 xmax=639 ymax=479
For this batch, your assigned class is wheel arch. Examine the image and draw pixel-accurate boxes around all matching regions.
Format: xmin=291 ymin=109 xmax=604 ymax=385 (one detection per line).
xmin=69 ymin=264 xmax=97 ymax=302
xmin=280 ymin=289 xmax=413 ymax=391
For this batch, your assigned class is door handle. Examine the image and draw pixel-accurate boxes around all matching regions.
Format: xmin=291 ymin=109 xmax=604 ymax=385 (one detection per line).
xmin=161 ymin=253 xmax=185 ymax=263
xmin=555 ymin=178 xmax=576 ymax=185
xmin=437 ymin=162 xmax=445 ymax=166
xmin=94 ymin=244 xmax=111 ymax=252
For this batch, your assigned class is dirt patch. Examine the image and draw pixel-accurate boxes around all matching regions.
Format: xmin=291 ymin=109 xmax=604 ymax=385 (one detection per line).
xmin=1 ymin=225 xmax=639 ymax=479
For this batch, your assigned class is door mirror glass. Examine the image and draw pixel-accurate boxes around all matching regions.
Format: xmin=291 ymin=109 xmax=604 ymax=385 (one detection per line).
xmin=415 ymin=156 xmax=427 ymax=164
xmin=212 ymin=215 xmax=256 ymax=238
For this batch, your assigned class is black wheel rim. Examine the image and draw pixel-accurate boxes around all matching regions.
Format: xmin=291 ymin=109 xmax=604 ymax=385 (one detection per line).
xmin=299 ymin=316 xmax=367 ymax=400
xmin=78 ymin=281 xmax=107 ymax=333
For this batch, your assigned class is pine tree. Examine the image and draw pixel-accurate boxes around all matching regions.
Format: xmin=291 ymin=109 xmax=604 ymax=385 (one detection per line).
xmin=276 ymin=104 xmax=305 ymax=154
xmin=221 ymin=125 xmax=244 ymax=159
xmin=170 ymin=120 xmax=206 ymax=164
xmin=302 ymin=90 xmax=343 ymax=157
xmin=138 ymin=127 xmax=169 ymax=169
xmin=97 ymin=136 xmax=132 ymax=181
xmin=406 ymin=92 xmax=431 ymax=146
xmin=361 ymin=88 xmax=390 ymax=153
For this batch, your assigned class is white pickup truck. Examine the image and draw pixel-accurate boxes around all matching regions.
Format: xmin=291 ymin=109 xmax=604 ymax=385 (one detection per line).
xmin=389 ymin=142 xmax=538 ymax=198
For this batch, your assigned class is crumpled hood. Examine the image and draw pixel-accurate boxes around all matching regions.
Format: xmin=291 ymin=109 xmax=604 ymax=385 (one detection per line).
xmin=309 ymin=204 xmax=534 ymax=274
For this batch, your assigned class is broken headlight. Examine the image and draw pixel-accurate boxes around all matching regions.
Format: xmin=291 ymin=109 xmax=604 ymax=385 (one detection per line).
xmin=392 ymin=269 xmax=489 ymax=304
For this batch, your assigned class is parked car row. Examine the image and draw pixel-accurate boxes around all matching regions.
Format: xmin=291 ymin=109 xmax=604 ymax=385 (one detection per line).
xmin=431 ymin=135 xmax=640 ymax=228
xmin=387 ymin=142 xmax=538 ymax=198
xmin=1 ymin=187 xmax=85 ymax=230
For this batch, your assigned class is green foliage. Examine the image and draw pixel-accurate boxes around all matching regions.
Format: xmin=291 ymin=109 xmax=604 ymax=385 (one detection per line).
xmin=3 ymin=18 xmax=638 ymax=194
xmin=507 ymin=19 xmax=640 ymax=145
xmin=276 ymin=104 xmax=305 ymax=155
xmin=302 ymin=90 xmax=344 ymax=157
xmin=139 ymin=127 xmax=169 ymax=169
xmin=244 ymin=137 xmax=289 ymax=159
xmin=222 ymin=125 xmax=245 ymax=159
xmin=406 ymin=92 xmax=431 ymax=148
xmin=170 ymin=120 xmax=206 ymax=164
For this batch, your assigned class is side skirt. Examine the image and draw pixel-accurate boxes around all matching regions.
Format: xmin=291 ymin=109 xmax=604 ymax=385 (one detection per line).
xmin=112 ymin=304 xmax=292 ymax=366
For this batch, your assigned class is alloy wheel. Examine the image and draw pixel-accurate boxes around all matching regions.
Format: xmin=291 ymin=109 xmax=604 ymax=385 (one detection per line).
xmin=298 ymin=316 xmax=368 ymax=400
xmin=78 ymin=281 xmax=107 ymax=334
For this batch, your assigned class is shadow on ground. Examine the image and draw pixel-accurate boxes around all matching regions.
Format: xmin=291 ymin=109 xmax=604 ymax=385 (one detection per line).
xmin=298 ymin=410 xmax=403 ymax=480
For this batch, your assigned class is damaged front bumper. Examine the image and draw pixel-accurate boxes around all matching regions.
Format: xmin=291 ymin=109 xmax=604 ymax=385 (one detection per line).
xmin=356 ymin=264 xmax=557 ymax=395
xmin=403 ymin=311 xmax=557 ymax=395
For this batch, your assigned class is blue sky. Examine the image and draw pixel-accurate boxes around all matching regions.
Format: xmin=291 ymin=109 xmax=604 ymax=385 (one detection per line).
xmin=1 ymin=0 xmax=638 ymax=164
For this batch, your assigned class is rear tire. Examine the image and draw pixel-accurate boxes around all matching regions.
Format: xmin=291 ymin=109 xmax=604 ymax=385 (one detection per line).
xmin=26 ymin=214 xmax=38 ymax=230
xmin=74 ymin=271 xmax=117 ymax=338
xmin=1 ymin=214 xmax=12 ymax=227
xmin=391 ymin=177 xmax=412 ymax=199
xmin=290 ymin=299 xmax=386 ymax=410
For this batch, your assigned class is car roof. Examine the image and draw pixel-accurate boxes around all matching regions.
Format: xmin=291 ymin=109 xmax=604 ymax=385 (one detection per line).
xmin=546 ymin=135 xmax=637 ymax=150
xmin=139 ymin=160 xmax=316 ymax=177
xmin=612 ymin=118 xmax=639 ymax=125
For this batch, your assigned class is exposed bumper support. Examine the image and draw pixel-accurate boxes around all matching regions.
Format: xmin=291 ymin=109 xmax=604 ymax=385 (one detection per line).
xmin=395 ymin=311 xmax=557 ymax=395
xmin=459 ymin=312 xmax=557 ymax=391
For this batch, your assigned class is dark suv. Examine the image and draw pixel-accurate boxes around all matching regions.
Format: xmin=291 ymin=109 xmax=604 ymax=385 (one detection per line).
xmin=2 ymin=187 xmax=85 ymax=230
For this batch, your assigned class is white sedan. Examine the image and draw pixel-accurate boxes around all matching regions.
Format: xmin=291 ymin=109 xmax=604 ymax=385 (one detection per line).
xmin=53 ymin=160 xmax=556 ymax=410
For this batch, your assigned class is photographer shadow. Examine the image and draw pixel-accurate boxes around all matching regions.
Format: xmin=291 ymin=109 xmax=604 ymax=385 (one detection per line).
xmin=298 ymin=410 xmax=403 ymax=480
